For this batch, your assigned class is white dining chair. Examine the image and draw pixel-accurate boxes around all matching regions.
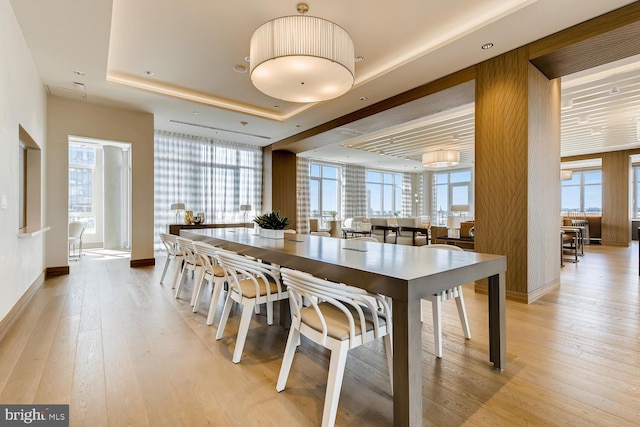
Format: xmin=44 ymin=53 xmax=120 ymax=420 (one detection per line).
xmin=159 ymin=233 xmax=184 ymax=287
xmin=174 ymin=237 xmax=205 ymax=305
xmin=420 ymin=244 xmax=471 ymax=358
xmin=192 ymin=241 xmax=229 ymax=322
xmin=214 ymin=249 xmax=287 ymax=363
xmin=310 ymin=231 xmax=331 ymax=237
xmin=277 ymin=268 xmax=393 ymax=427
xmin=68 ymin=221 xmax=87 ymax=260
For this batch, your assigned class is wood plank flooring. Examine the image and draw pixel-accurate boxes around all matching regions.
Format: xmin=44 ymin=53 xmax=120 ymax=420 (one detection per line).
xmin=1 ymin=244 xmax=639 ymax=426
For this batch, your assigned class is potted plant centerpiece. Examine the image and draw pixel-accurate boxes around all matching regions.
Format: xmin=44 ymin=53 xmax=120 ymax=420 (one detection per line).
xmin=253 ymin=211 xmax=290 ymax=239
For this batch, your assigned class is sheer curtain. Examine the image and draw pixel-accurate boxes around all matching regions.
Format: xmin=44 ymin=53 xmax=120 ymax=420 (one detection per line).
xmin=402 ymin=173 xmax=413 ymax=216
xmin=154 ymin=130 xmax=262 ymax=249
xmin=296 ymin=157 xmax=310 ymax=234
xmin=342 ymin=164 xmax=367 ymax=218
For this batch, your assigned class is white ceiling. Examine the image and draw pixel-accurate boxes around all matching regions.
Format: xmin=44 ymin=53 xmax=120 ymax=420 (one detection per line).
xmin=8 ymin=0 xmax=637 ymax=170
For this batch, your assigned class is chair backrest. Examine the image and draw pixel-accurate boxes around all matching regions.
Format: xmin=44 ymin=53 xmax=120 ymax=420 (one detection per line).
xmin=309 ymin=218 xmax=319 ymax=232
xmin=214 ymin=249 xmax=282 ymax=299
xmin=358 ymin=222 xmax=372 ymax=232
xmin=396 ymin=217 xmax=420 ymax=236
xmin=351 ymin=236 xmax=377 ymax=242
xmin=160 ymin=233 xmax=183 ymax=256
xmin=280 ymin=268 xmax=391 ymax=346
xmin=69 ymin=221 xmax=86 ymax=238
xmin=176 ymin=236 xmax=200 ymax=265
xmin=310 ymin=231 xmax=331 ymax=237
xmin=343 ymin=218 xmax=353 ymax=228
xmin=193 ymin=240 xmax=226 ymax=279
xmin=352 ymin=216 xmax=369 ymax=224
xmin=370 ymin=218 xmax=393 ymax=236
xmin=422 ymin=244 xmax=463 ymax=252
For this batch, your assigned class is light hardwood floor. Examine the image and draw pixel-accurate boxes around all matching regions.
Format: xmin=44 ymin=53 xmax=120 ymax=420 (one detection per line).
xmin=1 ymin=244 xmax=639 ymax=426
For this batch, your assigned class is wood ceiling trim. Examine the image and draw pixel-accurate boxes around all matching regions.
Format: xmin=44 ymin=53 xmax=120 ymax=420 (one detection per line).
xmin=561 ymin=148 xmax=640 ymax=163
xmin=271 ymin=66 xmax=476 ymax=152
xmin=528 ymin=1 xmax=640 ymax=60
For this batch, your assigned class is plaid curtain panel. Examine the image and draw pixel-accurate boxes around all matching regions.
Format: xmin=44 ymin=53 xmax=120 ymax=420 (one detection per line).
xmin=296 ymin=157 xmax=310 ymax=234
xmin=154 ymin=130 xmax=262 ymax=250
xmin=402 ymin=173 xmax=413 ymax=216
xmin=342 ymin=164 xmax=367 ymax=218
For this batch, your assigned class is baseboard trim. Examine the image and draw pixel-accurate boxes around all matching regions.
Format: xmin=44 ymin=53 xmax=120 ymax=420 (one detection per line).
xmin=130 ymin=258 xmax=155 ymax=268
xmin=474 ymin=278 xmax=560 ymax=304
xmin=0 ymin=271 xmax=45 ymax=343
xmin=46 ymin=266 xmax=70 ymax=278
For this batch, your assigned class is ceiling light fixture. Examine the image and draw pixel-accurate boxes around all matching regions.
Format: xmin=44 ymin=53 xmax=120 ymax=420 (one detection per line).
xmin=144 ymin=71 xmax=154 ymax=76
xmin=481 ymin=43 xmax=494 ymax=50
xmin=249 ymin=3 xmax=355 ymax=103
xmin=561 ymin=170 xmax=573 ymax=181
xmin=232 ymin=64 xmax=248 ymax=73
xmin=561 ymin=99 xmax=573 ymax=110
xmin=610 ymin=86 xmax=620 ymax=94
xmin=422 ymin=150 xmax=460 ymax=168
xmin=73 ymin=70 xmax=85 ymax=76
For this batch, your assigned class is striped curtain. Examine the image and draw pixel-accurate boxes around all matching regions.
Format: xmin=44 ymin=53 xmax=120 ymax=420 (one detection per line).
xmin=342 ymin=164 xmax=367 ymax=218
xmin=296 ymin=157 xmax=310 ymax=234
xmin=154 ymin=130 xmax=262 ymax=250
xmin=402 ymin=173 xmax=413 ymax=216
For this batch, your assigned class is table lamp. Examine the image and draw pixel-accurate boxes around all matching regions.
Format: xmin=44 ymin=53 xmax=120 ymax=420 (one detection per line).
xmin=240 ymin=204 xmax=252 ymax=223
xmin=170 ymin=203 xmax=185 ymax=224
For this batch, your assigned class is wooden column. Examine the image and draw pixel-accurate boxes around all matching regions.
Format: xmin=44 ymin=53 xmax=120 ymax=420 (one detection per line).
xmin=475 ymin=47 xmax=561 ymax=302
xmin=270 ymin=150 xmax=298 ymax=229
xmin=602 ymin=151 xmax=631 ymax=246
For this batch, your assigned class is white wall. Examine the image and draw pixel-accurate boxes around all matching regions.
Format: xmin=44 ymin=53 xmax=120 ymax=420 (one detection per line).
xmin=46 ymin=97 xmax=154 ymax=267
xmin=0 ymin=0 xmax=47 ymax=322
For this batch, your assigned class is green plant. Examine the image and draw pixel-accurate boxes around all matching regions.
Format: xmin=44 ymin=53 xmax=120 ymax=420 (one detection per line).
xmin=394 ymin=211 xmax=400 ymax=217
xmin=330 ymin=211 xmax=337 ymax=218
xmin=253 ymin=211 xmax=290 ymax=230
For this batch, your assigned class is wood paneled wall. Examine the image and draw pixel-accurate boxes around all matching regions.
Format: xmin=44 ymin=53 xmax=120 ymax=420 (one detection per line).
xmin=475 ymin=48 xmax=530 ymax=295
xmin=475 ymin=48 xmax=561 ymax=300
xmin=602 ymin=151 xmax=631 ymax=245
xmin=270 ymin=150 xmax=297 ymax=229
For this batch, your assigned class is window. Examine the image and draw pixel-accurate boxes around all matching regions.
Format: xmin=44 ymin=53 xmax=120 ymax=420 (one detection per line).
xmin=635 ymin=165 xmax=640 ymax=218
xmin=69 ymin=145 xmax=97 ymax=233
xmin=561 ymin=169 xmax=602 ymax=214
xmin=310 ymin=163 xmax=341 ymax=225
xmin=433 ymin=170 xmax=472 ymax=225
xmin=366 ymin=170 xmax=402 ymax=217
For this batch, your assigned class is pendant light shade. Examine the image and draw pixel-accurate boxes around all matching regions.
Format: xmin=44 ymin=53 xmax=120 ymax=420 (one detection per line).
xmin=422 ymin=150 xmax=460 ymax=168
xmin=249 ymin=6 xmax=355 ymax=103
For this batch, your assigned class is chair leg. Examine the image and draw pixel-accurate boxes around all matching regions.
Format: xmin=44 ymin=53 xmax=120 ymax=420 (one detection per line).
xmin=206 ymin=278 xmax=225 ymax=326
xmin=322 ymin=342 xmax=349 ymax=427
xmin=383 ymin=334 xmax=393 ymax=395
xmin=255 ymin=304 xmax=261 ymax=314
xmin=266 ymin=300 xmax=274 ymax=325
xmin=159 ymin=255 xmax=171 ymax=284
xmin=455 ymin=291 xmax=471 ymax=339
xmin=192 ymin=275 xmax=208 ymax=313
xmin=232 ymin=300 xmax=255 ymax=364
xmin=276 ymin=326 xmax=300 ymax=392
xmin=216 ymin=294 xmax=234 ymax=340
xmin=431 ymin=296 xmax=443 ymax=358
xmin=170 ymin=256 xmax=183 ymax=289
xmin=190 ymin=267 xmax=205 ymax=306
xmin=174 ymin=265 xmax=188 ymax=299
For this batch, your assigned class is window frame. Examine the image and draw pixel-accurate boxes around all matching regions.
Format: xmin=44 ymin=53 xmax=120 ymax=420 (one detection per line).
xmin=309 ymin=162 xmax=342 ymax=225
xmin=365 ymin=169 xmax=403 ymax=217
xmin=68 ymin=144 xmax=97 ymax=234
xmin=432 ymin=169 xmax=473 ymax=225
xmin=561 ymin=168 xmax=602 ymax=215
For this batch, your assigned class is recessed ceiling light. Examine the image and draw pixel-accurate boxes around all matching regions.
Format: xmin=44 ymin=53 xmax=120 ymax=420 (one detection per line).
xmin=359 ymin=96 xmax=368 ymax=101
xmin=610 ymin=86 xmax=620 ymax=94
xmin=577 ymin=115 xmax=590 ymax=124
xmin=296 ymin=125 xmax=301 ymax=128
xmin=232 ymin=64 xmax=248 ymax=73
xmin=73 ymin=70 xmax=85 ymax=76
xmin=73 ymin=82 xmax=85 ymax=91
xmin=240 ymin=121 xmax=248 ymax=126
xmin=144 ymin=71 xmax=154 ymax=75
xmin=192 ymin=111 xmax=199 ymax=115
xmin=355 ymin=56 xmax=364 ymax=63
xmin=274 ymin=105 xmax=280 ymax=109
xmin=244 ymin=56 xmax=250 ymax=62
xmin=481 ymin=43 xmax=494 ymax=50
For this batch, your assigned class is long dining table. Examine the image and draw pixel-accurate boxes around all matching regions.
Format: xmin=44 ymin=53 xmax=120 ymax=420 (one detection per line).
xmin=182 ymin=227 xmax=507 ymax=426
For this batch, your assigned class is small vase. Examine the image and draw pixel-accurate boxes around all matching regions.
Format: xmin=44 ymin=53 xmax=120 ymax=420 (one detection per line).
xmin=184 ymin=210 xmax=194 ymax=225
xmin=259 ymin=229 xmax=285 ymax=239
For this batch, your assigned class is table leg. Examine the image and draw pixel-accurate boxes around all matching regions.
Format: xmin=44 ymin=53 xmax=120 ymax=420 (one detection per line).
xmin=392 ymin=298 xmax=422 ymax=426
xmin=488 ymin=272 xmax=506 ymax=370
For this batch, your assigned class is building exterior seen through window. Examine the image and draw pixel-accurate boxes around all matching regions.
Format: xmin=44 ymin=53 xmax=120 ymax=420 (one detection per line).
xmin=433 ymin=169 xmax=472 ymax=225
xmin=561 ymin=169 xmax=602 ymax=215
xmin=69 ymin=144 xmax=96 ymax=233
xmin=366 ymin=170 xmax=402 ymax=217
xmin=310 ymin=163 xmax=341 ymax=226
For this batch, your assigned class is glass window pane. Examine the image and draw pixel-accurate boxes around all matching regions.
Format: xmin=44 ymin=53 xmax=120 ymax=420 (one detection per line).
xmin=310 ymin=163 xmax=320 ymax=177
xmin=309 ymin=179 xmax=319 ymax=217
xmin=394 ymin=173 xmax=402 ymax=185
xmin=561 ymin=186 xmax=581 ymax=212
xmin=450 ymin=171 xmax=471 ymax=183
xmin=322 ymin=165 xmax=338 ymax=179
xmin=367 ymin=183 xmax=381 ymax=216
xmin=383 ymin=185 xmax=393 ymax=215
xmin=583 ymin=170 xmax=602 ymax=184
xmin=584 ymin=184 xmax=602 ymax=214
xmin=366 ymin=171 xmax=381 ymax=183
xmin=451 ymin=184 xmax=469 ymax=205
xmin=436 ymin=173 xmax=448 ymax=184
xmin=322 ymin=179 xmax=338 ymax=213
xmin=383 ymin=173 xmax=393 ymax=184
xmin=562 ymin=172 xmax=580 ymax=186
